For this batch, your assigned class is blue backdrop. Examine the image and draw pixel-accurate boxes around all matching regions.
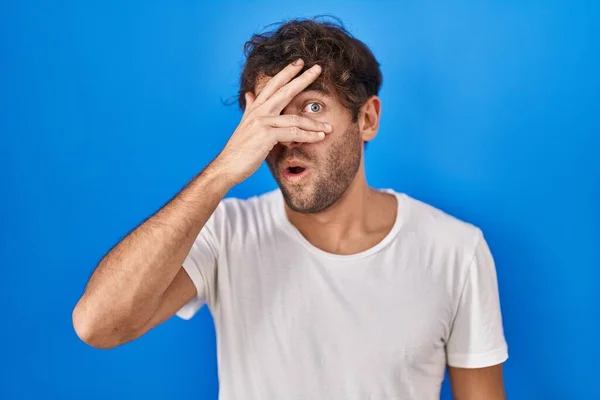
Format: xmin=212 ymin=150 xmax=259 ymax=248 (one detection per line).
xmin=1 ymin=1 xmax=598 ymax=399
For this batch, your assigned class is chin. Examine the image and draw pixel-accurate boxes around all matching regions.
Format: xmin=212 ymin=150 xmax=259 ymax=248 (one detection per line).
xmin=281 ymin=185 xmax=340 ymax=214
xmin=285 ymin=198 xmax=322 ymax=214
xmin=278 ymin=184 xmax=317 ymax=213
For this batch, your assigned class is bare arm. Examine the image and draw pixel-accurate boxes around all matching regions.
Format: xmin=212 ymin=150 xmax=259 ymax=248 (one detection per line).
xmin=72 ymin=58 xmax=330 ymax=349
xmin=72 ymin=165 xmax=231 ymax=349
xmin=448 ymin=364 xmax=506 ymax=400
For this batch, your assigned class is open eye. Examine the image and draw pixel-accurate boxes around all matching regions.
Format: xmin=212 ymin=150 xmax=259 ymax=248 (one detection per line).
xmin=303 ymin=102 xmax=323 ymax=113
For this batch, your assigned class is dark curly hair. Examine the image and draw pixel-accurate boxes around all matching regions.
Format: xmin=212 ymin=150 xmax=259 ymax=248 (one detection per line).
xmin=237 ymin=16 xmax=382 ymax=122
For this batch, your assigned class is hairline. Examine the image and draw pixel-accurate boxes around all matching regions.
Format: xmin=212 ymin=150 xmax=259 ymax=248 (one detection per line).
xmin=253 ymin=79 xmax=334 ymax=100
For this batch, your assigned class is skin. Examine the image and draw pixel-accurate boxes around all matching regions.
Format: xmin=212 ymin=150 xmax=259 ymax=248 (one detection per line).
xmin=263 ymin=80 xmax=364 ymax=215
xmin=449 ymin=365 xmax=507 ymax=400
xmin=71 ymin=58 xmax=506 ymax=398
xmin=256 ymin=69 xmax=506 ymax=400
xmin=71 ymin=59 xmax=330 ymax=349
xmin=255 ymin=71 xmax=396 ymax=255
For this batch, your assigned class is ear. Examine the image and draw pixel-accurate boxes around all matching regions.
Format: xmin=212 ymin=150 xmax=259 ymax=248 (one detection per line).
xmin=358 ymin=95 xmax=381 ymax=143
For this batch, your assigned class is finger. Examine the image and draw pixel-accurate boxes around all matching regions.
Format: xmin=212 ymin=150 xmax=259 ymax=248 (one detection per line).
xmin=266 ymin=65 xmax=322 ymax=114
xmin=271 ymin=127 xmax=326 ymax=144
xmin=244 ymin=92 xmax=255 ymax=113
xmin=262 ymin=115 xmax=332 ymax=133
xmin=253 ymin=59 xmax=305 ymax=106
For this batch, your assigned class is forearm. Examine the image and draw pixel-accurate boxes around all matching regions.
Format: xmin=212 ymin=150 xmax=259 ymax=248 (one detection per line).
xmin=73 ymin=163 xmax=232 ymax=346
xmin=449 ymin=365 xmax=506 ymax=400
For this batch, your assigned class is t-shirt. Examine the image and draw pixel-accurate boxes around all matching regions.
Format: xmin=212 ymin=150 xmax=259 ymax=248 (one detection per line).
xmin=176 ymin=188 xmax=509 ymax=399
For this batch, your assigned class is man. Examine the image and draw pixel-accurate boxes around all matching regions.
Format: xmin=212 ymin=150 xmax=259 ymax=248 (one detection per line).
xmin=73 ymin=17 xmax=508 ymax=399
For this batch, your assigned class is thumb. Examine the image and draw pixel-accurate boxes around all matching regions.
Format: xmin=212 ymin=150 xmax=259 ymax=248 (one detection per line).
xmin=244 ymin=91 xmax=256 ymax=112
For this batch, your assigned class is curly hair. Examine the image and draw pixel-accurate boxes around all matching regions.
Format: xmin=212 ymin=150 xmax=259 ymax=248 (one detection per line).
xmin=237 ymin=16 xmax=382 ymax=122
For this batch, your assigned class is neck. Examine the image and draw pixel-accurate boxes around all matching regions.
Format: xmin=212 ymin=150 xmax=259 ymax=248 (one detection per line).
xmin=283 ymin=166 xmax=397 ymax=255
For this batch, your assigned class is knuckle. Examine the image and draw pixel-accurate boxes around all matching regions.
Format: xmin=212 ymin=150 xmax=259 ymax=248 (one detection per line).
xmin=277 ymin=86 xmax=290 ymax=98
xmin=249 ymin=118 xmax=261 ymax=128
xmin=250 ymin=99 xmax=263 ymax=109
xmin=248 ymin=117 xmax=265 ymax=132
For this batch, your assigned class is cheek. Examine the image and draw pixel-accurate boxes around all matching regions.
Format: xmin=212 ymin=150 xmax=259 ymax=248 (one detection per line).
xmin=308 ymin=147 xmax=330 ymax=167
xmin=321 ymin=126 xmax=343 ymax=145
xmin=266 ymin=145 xmax=282 ymax=163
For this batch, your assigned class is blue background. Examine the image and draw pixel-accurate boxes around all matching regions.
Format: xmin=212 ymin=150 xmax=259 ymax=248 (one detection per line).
xmin=1 ymin=1 xmax=598 ymax=399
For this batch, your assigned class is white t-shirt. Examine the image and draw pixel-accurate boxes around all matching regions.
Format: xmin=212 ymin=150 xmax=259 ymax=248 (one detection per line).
xmin=176 ymin=188 xmax=508 ymax=399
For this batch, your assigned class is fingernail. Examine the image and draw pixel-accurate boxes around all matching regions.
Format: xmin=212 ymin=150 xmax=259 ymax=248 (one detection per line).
xmin=318 ymin=132 xmax=325 ymax=138
xmin=293 ymin=58 xmax=303 ymax=66
xmin=323 ymin=123 xmax=332 ymax=132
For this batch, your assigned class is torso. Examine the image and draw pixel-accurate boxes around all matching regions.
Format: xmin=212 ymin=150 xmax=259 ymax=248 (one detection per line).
xmin=200 ymin=189 xmax=481 ymax=400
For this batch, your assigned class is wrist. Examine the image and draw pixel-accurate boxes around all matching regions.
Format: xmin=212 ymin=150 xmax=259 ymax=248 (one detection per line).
xmin=203 ymin=157 xmax=238 ymax=193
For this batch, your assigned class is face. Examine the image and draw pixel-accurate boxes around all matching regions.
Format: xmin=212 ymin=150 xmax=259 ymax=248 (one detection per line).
xmin=256 ymin=78 xmax=363 ymax=214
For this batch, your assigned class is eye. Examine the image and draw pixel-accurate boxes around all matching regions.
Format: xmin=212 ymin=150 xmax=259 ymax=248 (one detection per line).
xmin=303 ymin=102 xmax=323 ymax=113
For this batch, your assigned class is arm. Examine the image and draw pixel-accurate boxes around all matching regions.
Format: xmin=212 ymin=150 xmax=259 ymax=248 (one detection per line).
xmin=72 ymin=58 xmax=330 ymax=349
xmin=446 ymin=230 xmax=509 ymax=397
xmin=449 ymin=364 xmax=506 ymax=400
xmin=72 ymin=166 xmax=231 ymax=349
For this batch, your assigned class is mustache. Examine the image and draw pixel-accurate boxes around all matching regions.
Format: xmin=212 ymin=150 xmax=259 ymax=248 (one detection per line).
xmin=276 ymin=147 xmax=314 ymax=165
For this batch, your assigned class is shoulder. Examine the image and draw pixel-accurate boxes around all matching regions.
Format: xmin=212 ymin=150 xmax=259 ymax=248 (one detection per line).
xmin=397 ymin=192 xmax=483 ymax=253
xmin=217 ymin=189 xmax=281 ymax=220
xmin=208 ymin=189 xmax=282 ymax=237
xmin=391 ymin=191 xmax=485 ymax=281
xmin=391 ymin=191 xmax=492 ymax=301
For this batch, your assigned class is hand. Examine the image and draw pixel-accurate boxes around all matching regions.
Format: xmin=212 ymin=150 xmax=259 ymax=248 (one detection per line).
xmin=213 ymin=59 xmax=332 ymax=186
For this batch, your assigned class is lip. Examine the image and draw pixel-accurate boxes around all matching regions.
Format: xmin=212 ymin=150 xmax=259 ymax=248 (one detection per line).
xmin=281 ymin=166 xmax=310 ymax=182
xmin=281 ymin=158 xmax=309 ymax=170
xmin=279 ymin=158 xmax=311 ymax=182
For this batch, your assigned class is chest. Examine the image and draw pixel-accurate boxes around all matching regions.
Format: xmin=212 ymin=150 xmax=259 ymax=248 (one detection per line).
xmin=219 ymin=248 xmax=453 ymax=381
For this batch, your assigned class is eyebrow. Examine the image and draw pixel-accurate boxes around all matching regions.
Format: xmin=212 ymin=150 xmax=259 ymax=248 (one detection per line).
xmin=301 ymin=82 xmax=331 ymax=96
xmin=254 ymin=81 xmax=331 ymax=98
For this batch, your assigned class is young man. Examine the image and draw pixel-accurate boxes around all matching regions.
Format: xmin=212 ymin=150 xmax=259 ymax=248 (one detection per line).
xmin=73 ymin=18 xmax=508 ymax=399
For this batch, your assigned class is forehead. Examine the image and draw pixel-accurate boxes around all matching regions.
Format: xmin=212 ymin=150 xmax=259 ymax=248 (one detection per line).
xmin=253 ymin=73 xmax=334 ymax=99
xmin=253 ymin=74 xmax=271 ymax=94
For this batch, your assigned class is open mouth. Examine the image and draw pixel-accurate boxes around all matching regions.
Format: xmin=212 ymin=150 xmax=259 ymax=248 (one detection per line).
xmin=282 ymin=164 xmax=309 ymax=181
xmin=287 ymin=166 xmax=306 ymax=175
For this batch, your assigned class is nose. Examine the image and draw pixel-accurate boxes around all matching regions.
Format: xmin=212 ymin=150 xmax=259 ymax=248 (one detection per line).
xmin=279 ymin=109 xmax=305 ymax=149
xmin=280 ymin=140 xmax=303 ymax=150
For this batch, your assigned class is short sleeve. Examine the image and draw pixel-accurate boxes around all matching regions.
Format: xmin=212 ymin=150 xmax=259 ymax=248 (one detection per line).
xmin=446 ymin=230 xmax=509 ymax=368
xmin=175 ymin=201 xmax=225 ymax=320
